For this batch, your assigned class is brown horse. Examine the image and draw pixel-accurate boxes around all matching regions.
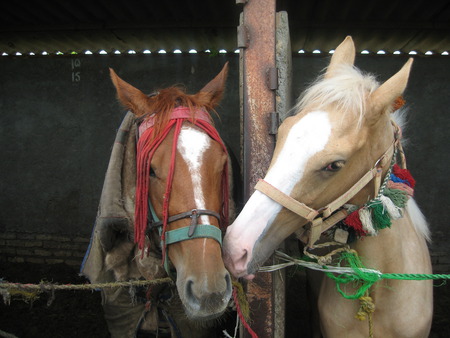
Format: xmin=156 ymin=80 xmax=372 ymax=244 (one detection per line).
xmin=93 ymin=63 xmax=234 ymax=337
xmin=223 ymin=37 xmax=432 ymax=337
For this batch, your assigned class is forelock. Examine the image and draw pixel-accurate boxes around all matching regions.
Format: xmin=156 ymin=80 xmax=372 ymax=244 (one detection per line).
xmin=294 ymin=65 xmax=379 ymax=128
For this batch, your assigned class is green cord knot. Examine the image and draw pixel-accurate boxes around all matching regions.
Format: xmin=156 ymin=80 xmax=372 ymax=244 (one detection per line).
xmin=324 ymin=251 xmax=382 ymax=300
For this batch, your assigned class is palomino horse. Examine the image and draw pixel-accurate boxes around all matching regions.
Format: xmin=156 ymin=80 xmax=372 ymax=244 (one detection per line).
xmin=223 ymin=37 xmax=432 ymax=337
xmin=91 ymin=63 xmax=234 ymax=337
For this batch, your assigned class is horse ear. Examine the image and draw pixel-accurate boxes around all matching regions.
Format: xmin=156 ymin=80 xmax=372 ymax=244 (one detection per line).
xmin=325 ymin=36 xmax=355 ymax=78
xmin=109 ymin=68 xmax=150 ymax=116
xmin=197 ymin=62 xmax=229 ymax=107
xmin=368 ymin=58 xmax=413 ymax=120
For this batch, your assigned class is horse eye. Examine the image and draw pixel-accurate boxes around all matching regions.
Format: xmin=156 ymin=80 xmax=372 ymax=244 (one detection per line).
xmin=323 ymin=160 xmax=345 ymax=172
xmin=150 ymin=167 xmax=156 ymax=177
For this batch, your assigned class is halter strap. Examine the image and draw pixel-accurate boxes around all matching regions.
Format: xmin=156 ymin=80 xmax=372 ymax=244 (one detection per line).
xmin=147 ymin=201 xmax=223 ymax=276
xmin=255 ymin=125 xmax=400 ymax=248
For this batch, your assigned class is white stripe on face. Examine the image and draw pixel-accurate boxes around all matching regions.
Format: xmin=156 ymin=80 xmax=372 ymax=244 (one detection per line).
xmin=265 ymin=110 xmax=331 ymax=193
xmin=178 ymin=126 xmax=211 ymax=224
xmin=226 ymin=111 xmax=332 ymax=250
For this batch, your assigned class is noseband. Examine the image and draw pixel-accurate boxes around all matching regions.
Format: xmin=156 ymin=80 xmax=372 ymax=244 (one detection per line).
xmin=147 ymin=201 xmax=223 ymax=276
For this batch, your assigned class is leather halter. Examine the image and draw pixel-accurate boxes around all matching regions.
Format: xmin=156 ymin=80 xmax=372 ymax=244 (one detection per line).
xmin=255 ymin=122 xmax=401 ymax=248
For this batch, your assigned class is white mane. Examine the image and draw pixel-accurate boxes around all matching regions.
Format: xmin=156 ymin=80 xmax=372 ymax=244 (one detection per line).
xmin=294 ymin=64 xmax=379 ymax=127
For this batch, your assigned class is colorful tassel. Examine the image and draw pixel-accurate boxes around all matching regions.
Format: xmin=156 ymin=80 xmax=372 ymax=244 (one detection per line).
xmin=359 ymin=208 xmax=377 ymax=236
xmin=387 ymin=181 xmax=414 ymax=197
xmin=370 ymin=203 xmax=392 ymax=230
xmin=383 ymin=188 xmax=408 ymax=208
xmin=379 ymin=195 xmax=402 ymax=220
xmin=392 ymin=164 xmax=416 ymax=188
xmin=344 ymin=209 xmax=366 ymax=236
xmin=337 ymin=153 xmax=416 ymax=242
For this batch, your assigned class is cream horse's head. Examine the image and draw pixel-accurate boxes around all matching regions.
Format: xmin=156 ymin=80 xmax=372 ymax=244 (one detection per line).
xmin=223 ymin=36 xmax=413 ymax=279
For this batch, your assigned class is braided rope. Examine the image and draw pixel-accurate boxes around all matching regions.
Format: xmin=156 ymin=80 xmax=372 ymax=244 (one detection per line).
xmin=1 ymin=277 xmax=172 ymax=294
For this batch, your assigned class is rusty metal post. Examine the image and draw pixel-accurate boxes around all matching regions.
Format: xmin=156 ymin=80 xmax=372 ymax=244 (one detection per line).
xmin=237 ymin=0 xmax=284 ymax=337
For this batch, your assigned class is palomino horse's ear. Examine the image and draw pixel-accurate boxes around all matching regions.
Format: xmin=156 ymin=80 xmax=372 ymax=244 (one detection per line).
xmin=369 ymin=58 xmax=413 ymax=119
xmin=109 ymin=68 xmax=150 ymax=117
xmin=325 ymin=36 xmax=355 ymax=78
xmin=197 ymin=62 xmax=229 ymax=108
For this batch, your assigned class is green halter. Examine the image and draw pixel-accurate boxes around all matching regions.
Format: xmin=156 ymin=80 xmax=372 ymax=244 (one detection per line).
xmin=148 ymin=201 xmax=223 ymax=277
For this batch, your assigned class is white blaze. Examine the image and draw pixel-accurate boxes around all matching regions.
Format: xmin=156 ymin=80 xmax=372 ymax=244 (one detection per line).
xmin=227 ymin=111 xmax=332 ymax=251
xmin=178 ymin=126 xmax=211 ymax=224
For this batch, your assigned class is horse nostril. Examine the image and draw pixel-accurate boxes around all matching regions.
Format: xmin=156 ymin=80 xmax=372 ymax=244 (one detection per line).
xmin=185 ymin=279 xmax=201 ymax=310
xmin=224 ymin=271 xmax=232 ymax=297
xmin=234 ymin=248 xmax=249 ymax=272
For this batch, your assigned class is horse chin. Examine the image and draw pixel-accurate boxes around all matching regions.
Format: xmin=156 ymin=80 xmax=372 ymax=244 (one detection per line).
xmin=183 ymin=306 xmax=228 ymax=323
xmin=179 ymin=292 xmax=230 ymax=322
xmin=175 ymin=270 xmax=232 ymax=322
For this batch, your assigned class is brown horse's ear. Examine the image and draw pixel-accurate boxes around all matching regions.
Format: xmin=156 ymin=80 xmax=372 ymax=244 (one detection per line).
xmin=197 ymin=62 xmax=229 ymax=108
xmin=368 ymin=58 xmax=413 ymax=122
xmin=325 ymin=36 xmax=355 ymax=78
xmin=109 ymin=68 xmax=150 ymax=116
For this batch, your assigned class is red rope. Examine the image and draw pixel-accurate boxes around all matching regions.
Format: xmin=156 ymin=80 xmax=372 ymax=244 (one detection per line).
xmin=160 ymin=119 xmax=183 ymax=264
xmin=136 ymin=120 xmax=177 ymax=250
xmin=232 ymin=286 xmax=258 ymax=338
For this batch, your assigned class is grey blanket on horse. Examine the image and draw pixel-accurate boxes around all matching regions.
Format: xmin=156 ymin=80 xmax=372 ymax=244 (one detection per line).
xmin=81 ymin=111 xmax=144 ymax=337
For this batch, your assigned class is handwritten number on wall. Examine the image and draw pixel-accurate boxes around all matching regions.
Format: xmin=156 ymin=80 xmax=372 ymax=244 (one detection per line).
xmin=71 ymin=59 xmax=81 ymax=82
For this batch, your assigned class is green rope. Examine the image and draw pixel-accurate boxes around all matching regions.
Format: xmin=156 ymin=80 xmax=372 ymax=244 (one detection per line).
xmin=382 ymin=273 xmax=450 ymax=281
xmin=323 ymin=251 xmax=449 ymax=300
xmin=324 ymin=251 xmax=380 ymax=299
xmin=262 ymin=251 xmax=450 ymax=301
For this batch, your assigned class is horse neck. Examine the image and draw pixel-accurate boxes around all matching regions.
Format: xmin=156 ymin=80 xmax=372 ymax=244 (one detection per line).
xmin=350 ymin=201 xmax=431 ymax=273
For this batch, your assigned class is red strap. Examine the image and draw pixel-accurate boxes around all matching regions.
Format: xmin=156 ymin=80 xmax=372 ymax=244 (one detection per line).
xmin=138 ymin=107 xmax=212 ymax=137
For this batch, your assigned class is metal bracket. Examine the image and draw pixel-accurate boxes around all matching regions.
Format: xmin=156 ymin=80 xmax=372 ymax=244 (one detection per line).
xmin=269 ymin=112 xmax=279 ymax=135
xmin=237 ymin=24 xmax=249 ymax=48
xmin=267 ymin=67 xmax=278 ymax=90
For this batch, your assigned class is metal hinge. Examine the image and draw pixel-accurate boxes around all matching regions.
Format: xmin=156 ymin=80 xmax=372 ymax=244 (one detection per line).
xmin=237 ymin=24 xmax=249 ymax=49
xmin=269 ymin=112 xmax=279 ymax=135
xmin=267 ymin=67 xmax=278 ymax=90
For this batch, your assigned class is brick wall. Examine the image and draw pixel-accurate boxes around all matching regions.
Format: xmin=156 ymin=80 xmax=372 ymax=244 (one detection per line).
xmin=0 ymin=232 xmax=90 ymax=267
xmin=430 ymin=250 xmax=450 ymax=274
xmin=1 ymin=230 xmax=448 ymax=274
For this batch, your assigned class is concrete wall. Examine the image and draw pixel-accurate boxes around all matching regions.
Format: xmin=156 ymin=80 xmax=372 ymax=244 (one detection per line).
xmin=0 ymin=53 xmax=449 ymax=272
xmin=0 ymin=54 xmax=240 ymax=265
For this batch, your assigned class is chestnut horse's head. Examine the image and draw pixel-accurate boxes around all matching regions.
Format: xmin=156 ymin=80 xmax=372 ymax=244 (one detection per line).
xmin=110 ymin=64 xmax=232 ymax=320
xmin=223 ymin=36 xmax=414 ymax=279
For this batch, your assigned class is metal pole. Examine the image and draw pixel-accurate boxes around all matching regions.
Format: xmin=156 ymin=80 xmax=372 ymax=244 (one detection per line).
xmin=237 ymin=0 xmax=284 ymax=337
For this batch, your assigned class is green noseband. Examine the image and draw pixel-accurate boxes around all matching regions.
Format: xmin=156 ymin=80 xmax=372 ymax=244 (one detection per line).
xmin=148 ymin=201 xmax=223 ymax=277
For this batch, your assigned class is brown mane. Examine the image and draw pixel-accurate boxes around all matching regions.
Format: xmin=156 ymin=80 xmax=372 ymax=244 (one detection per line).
xmin=142 ymin=86 xmax=216 ymax=142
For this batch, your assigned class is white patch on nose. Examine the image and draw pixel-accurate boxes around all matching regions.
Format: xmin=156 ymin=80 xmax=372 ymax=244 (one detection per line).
xmin=178 ymin=126 xmax=211 ymax=224
xmin=226 ymin=111 xmax=332 ymax=252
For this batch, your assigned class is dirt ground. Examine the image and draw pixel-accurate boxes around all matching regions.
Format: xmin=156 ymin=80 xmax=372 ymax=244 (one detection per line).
xmin=0 ymin=261 xmax=449 ymax=337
